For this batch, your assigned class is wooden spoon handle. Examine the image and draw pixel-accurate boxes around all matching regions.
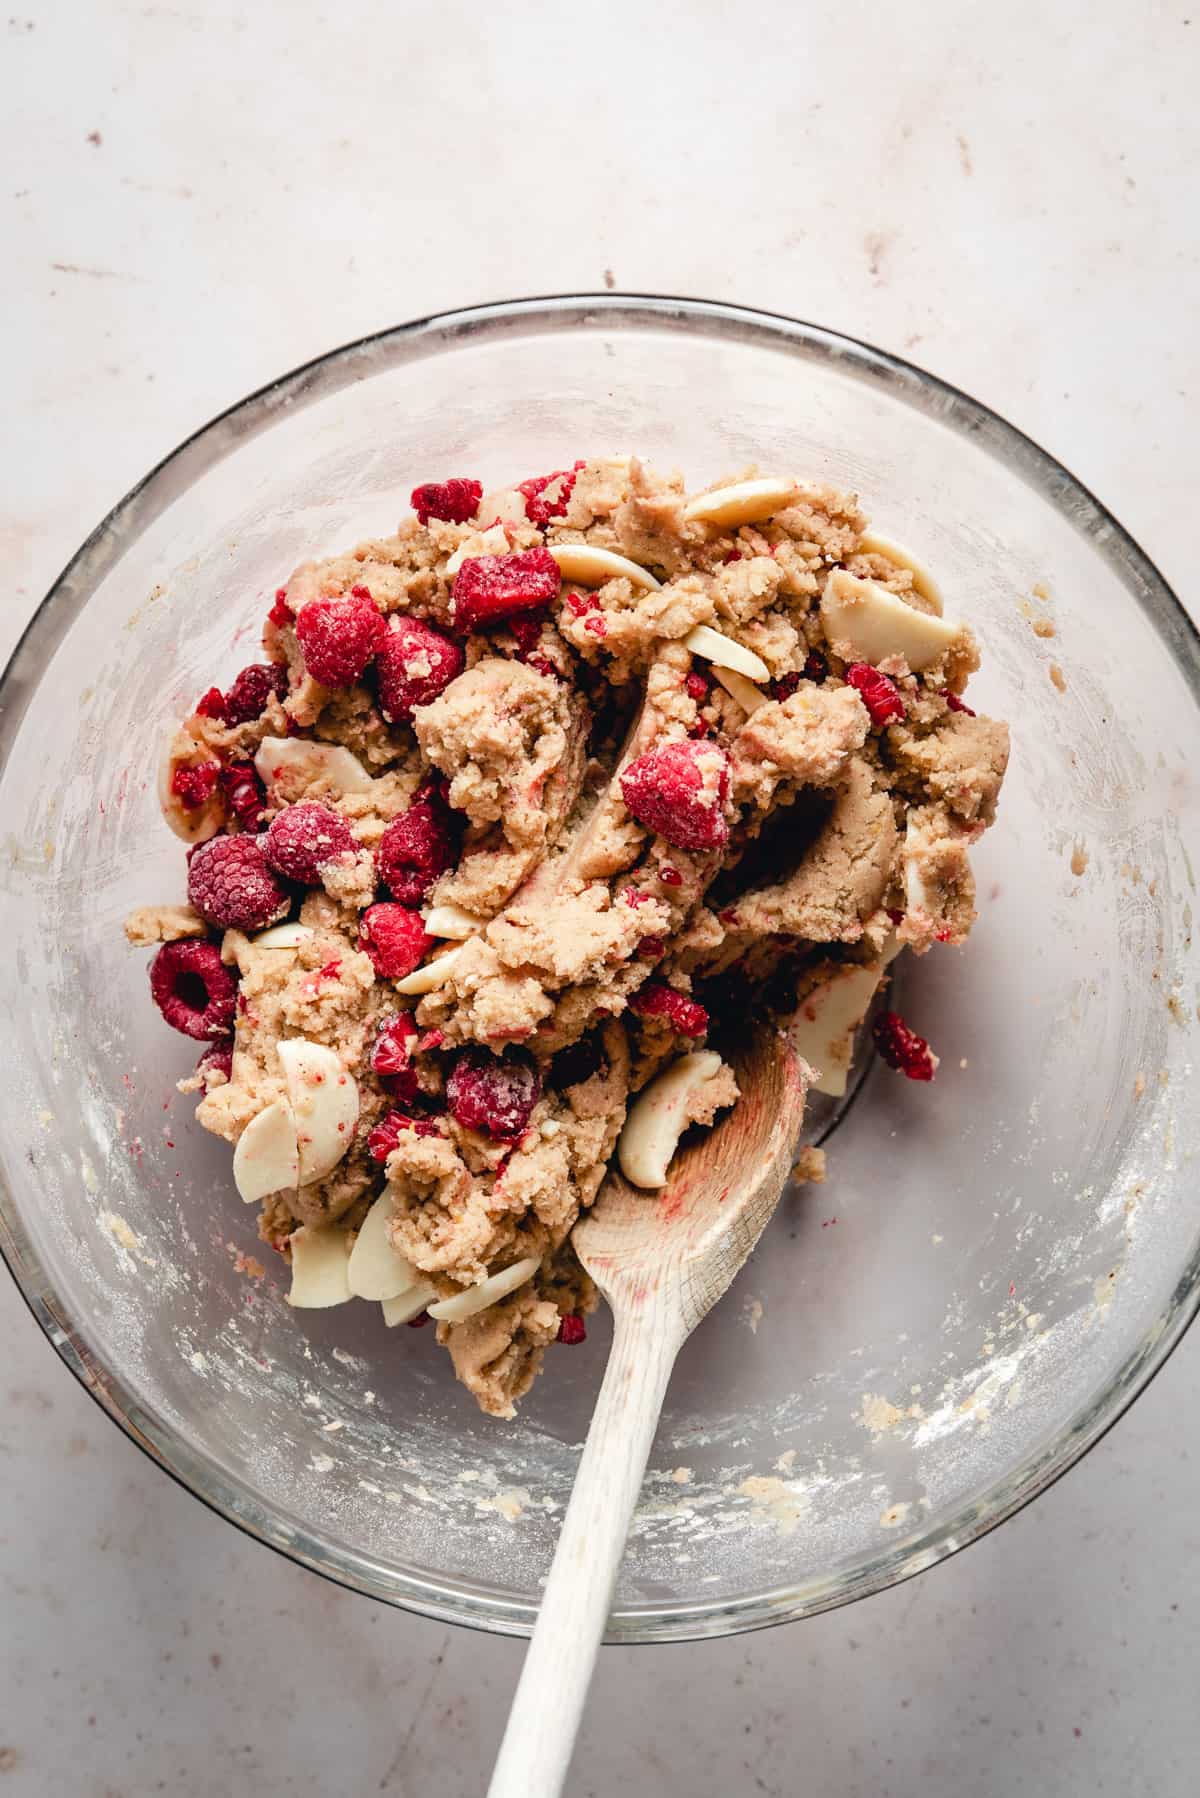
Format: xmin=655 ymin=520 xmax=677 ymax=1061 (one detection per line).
xmin=487 ymin=1303 xmax=683 ymax=1798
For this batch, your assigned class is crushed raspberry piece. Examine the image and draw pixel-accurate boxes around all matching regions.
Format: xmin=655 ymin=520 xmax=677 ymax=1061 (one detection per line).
xmin=187 ymin=834 xmax=291 ymax=931
xmin=376 ymin=782 xmax=458 ymax=905
xmin=368 ymin=1108 xmax=441 ymax=1162
xmin=770 ymin=672 xmax=800 ymax=701
xmin=805 ymin=650 xmax=828 ymax=681
xmin=446 ymin=1046 xmax=541 ymax=1141
xmin=619 ymin=739 xmax=731 ymax=853
xmin=359 ymin=903 xmax=432 ymax=980
xmin=886 ymin=907 xmax=904 ymax=925
xmin=268 ymin=588 xmax=294 ymax=627
xmin=622 ymin=887 xmax=651 ymax=908
xmin=526 ymin=654 xmax=560 ymax=682
xmin=517 ymin=460 xmax=585 ymax=528
xmin=685 ymin=671 xmax=709 ymax=703
xmin=873 ymin=1010 xmax=938 ymax=1081
xmin=194 ymin=687 xmax=226 ymax=720
xmin=658 ymin=864 xmax=682 ymax=887
xmin=582 ymin=613 xmax=607 ymax=638
xmin=407 ymin=1311 xmax=430 ymax=1328
xmin=220 ymin=761 xmax=267 ymax=833
xmin=629 ymin=982 xmax=709 ymax=1037
xmin=942 ymin=689 xmax=976 ymax=716
xmin=170 ymin=761 xmax=220 ymax=810
xmin=636 ymin=936 xmax=666 ymax=958
xmin=418 ymin=1028 xmax=444 ymax=1052
xmin=376 ymin=617 xmax=464 ymax=722
xmin=410 ymin=478 xmax=483 ymax=526
xmin=223 ymin=662 xmax=288 ymax=726
xmin=846 ymin=663 xmax=905 ymax=728
xmin=196 ymin=1038 xmax=234 ymax=1081
xmin=557 ymin=1313 xmax=587 ymax=1345
xmin=507 ymin=614 xmax=545 ymax=655
xmin=452 ymin=548 xmax=561 ymax=633
xmin=295 ymin=588 xmax=387 ymax=688
xmin=723 ymin=549 xmax=743 ymax=564
xmin=264 ymin=802 xmax=356 ymax=885
xmin=563 ymin=592 xmax=590 ymax=618
xmin=371 ymin=1012 xmax=420 ymax=1101
xmin=149 ymin=940 xmax=237 ymax=1041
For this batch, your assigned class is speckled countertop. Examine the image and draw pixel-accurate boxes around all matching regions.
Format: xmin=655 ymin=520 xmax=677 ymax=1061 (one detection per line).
xmin=3 ymin=2 xmax=1198 ymax=1792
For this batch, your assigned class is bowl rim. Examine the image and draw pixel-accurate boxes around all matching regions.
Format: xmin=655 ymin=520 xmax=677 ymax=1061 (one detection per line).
xmin=1 ymin=291 xmax=1197 ymax=1644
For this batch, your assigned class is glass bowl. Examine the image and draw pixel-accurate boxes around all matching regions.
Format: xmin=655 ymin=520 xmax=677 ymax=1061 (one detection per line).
xmin=1 ymin=296 xmax=1197 ymax=1644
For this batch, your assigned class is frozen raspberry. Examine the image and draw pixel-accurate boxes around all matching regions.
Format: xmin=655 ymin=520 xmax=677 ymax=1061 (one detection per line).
xmin=267 ymin=588 xmax=294 ymax=627
xmin=557 ymin=1313 xmax=587 ymax=1345
xmin=506 ymin=614 xmax=545 ymax=655
xmin=220 ymin=761 xmax=267 ymax=833
xmin=376 ymin=617 xmax=464 ymax=722
xmin=149 ymin=940 xmax=237 ymax=1041
xmin=194 ymin=687 xmax=226 ymax=720
xmin=846 ymin=663 xmax=905 ymax=728
xmin=659 ymin=865 xmax=682 ymax=887
xmin=376 ymin=783 xmax=458 ymax=905
xmin=636 ymin=936 xmax=666 ymax=959
xmin=446 ymin=1047 xmax=541 ymax=1141
xmin=264 ymin=802 xmax=356 ymax=885
xmin=171 ymin=762 xmax=220 ymax=810
xmin=371 ymin=1012 xmax=421 ymax=1101
xmin=224 ymin=661 xmax=288 ymax=726
xmin=942 ymin=689 xmax=976 ymax=716
xmin=873 ymin=1010 xmax=938 ymax=1081
xmin=410 ymin=478 xmax=483 ymax=526
xmin=628 ymin=982 xmax=709 ymax=1037
xmin=517 ymin=460 xmax=585 ymax=528
xmin=452 ymin=549 xmax=561 ymax=633
xmin=685 ymin=671 xmax=709 ymax=703
xmin=196 ymin=1038 xmax=234 ymax=1082
xmin=359 ymin=903 xmax=432 ymax=980
xmin=295 ymin=587 xmax=387 ymax=688
xmin=368 ymin=1108 xmax=441 ymax=1163
xmin=187 ymin=835 xmax=291 ymax=931
xmin=619 ymin=740 xmax=730 ymax=853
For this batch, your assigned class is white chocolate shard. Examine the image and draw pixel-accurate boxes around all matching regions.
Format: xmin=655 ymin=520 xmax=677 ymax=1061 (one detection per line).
xmin=347 ymin=1192 xmax=420 ymax=1302
xmin=421 ymin=903 xmax=483 ymax=941
xmin=254 ymin=736 xmax=374 ymax=796
xmin=427 ymin=1256 xmax=541 ymax=1323
xmin=381 ymin=1281 xmax=439 ymax=1326
xmin=683 ymin=476 xmax=800 ymax=527
xmin=445 ymin=521 xmax=509 ymax=577
xmin=684 ymin=624 xmax=770 ymax=682
xmin=233 ymin=1099 xmax=299 ymax=1205
xmin=287 ymin=1225 xmax=352 ymax=1308
xmin=789 ymin=964 xmax=884 ymax=1099
xmin=858 ymin=531 xmax=943 ymax=614
xmin=617 ymin=1049 xmax=724 ymax=1190
xmin=393 ymin=945 xmax=466 ymax=996
xmin=547 ymin=543 xmax=660 ymax=591
xmin=277 ymin=1038 xmax=360 ymax=1183
xmin=158 ymin=739 xmax=224 ymax=845
xmin=251 ymin=923 xmax=315 ymax=951
xmin=712 ymin=666 xmax=769 ymax=715
xmin=820 ymin=569 xmax=961 ymax=673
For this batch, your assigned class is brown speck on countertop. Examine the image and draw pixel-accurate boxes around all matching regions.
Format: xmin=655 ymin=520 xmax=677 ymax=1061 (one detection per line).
xmin=86 ymin=129 xmax=102 ymax=145
xmin=1049 ymin=662 xmax=1067 ymax=692
xmin=1133 ymin=1071 xmax=1146 ymax=1098
xmin=956 ymin=132 xmax=973 ymax=175
xmin=0 ymin=1748 xmax=20 ymax=1774
xmin=1031 ymin=616 xmax=1056 ymax=639
xmin=863 ymin=230 xmax=893 ymax=283
xmin=603 ymin=268 xmax=615 ymax=289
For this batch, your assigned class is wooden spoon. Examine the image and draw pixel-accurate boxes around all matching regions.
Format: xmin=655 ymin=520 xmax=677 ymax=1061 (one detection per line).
xmin=488 ymin=1024 xmax=812 ymax=1798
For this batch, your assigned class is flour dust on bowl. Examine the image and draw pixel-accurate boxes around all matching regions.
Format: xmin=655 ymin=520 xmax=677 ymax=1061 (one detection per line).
xmin=0 ymin=296 xmax=1196 ymax=1642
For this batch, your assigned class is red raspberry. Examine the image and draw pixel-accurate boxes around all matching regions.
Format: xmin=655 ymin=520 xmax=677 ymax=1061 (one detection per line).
xmin=359 ymin=903 xmax=432 ymax=980
xmin=685 ymin=671 xmax=709 ymax=703
xmin=196 ymin=1038 xmax=234 ymax=1082
xmin=295 ymin=587 xmax=387 ymax=687
xmin=557 ymin=1313 xmax=587 ymax=1345
xmin=411 ymin=479 xmax=483 ymax=525
xmin=371 ymin=1012 xmax=421 ymax=1101
xmin=846 ymin=663 xmax=905 ymax=728
xmin=452 ymin=549 xmax=561 ymax=633
xmin=376 ymin=784 xmax=458 ymax=905
xmin=224 ymin=662 xmax=288 ymax=726
xmin=628 ymin=982 xmax=709 ymax=1037
xmin=517 ymin=460 xmax=585 ymax=528
xmin=636 ymin=936 xmax=666 ymax=959
xmin=187 ymin=835 xmax=291 ymax=931
xmin=220 ymin=761 xmax=267 ymax=834
xmin=659 ymin=865 xmax=682 ymax=887
xmin=264 ymin=802 xmax=356 ymax=885
xmin=268 ymin=587 xmax=294 ymax=628
xmin=942 ymin=689 xmax=976 ymax=716
xmin=149 ymin=940 xmax=237 ymax=1041
xmin=446 ymin=1047 xmax=541 ymax=1141
xmin=619 ymin=740 xmax=730 ymax=853
xmin=506 ymin=614 xmax=544 ymax=655
xmin=376 ymin=617 xmax=464 ymax=722
xmin=873 ymin=1010 xmax=938 ymax=1081
xmin=171 ymin=762 xmax=220 ymax=810
xmin=194 ymin=687 xmax=226 ymax=720
xmin=368 ymin=1108 xmax=442 ymax=1162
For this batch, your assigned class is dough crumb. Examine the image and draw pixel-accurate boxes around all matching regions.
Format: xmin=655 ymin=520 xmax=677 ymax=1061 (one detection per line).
xmin=791 ymin=1145 xmax=827 ymax=1184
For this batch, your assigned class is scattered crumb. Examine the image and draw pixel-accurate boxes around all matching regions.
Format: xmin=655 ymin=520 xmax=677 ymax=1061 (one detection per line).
xmin=959 ymin=1057 xmax=969 ymax=1070
xmin=476 ymin=1486 xmax=528 ymax=1522
xmin=879 ymin=1501 xmax=911 ymax=1528
xmin=1024 ymin=1313 xmax=1043 ymax=1332
xmin=1166 ymin=991 xmax=1186 ymax=1026
xmin=1094 ymin=1268 xmax=1118 ymax=1314
xmin=1049 ymin=663 xmax=1067 ymax=693
xmin=310 ymin=1452 xmax=334 ymax=1474
xmin=1070 ymin=842 xmax=1088 ymax=877
xmin=86 ymin=129 xmax=102 ymax=146
xmin=232 ymin=1248 xmax=266 ymax=1281
xmin=1032 ymin=582 xmax=1051 ymax=602
xmin=791 ymin=1144 xmax=827 ymax=1184
xmin=188 ymin=1350 xmax=208 ymax=1375
xmin=859 ymin=1392 xmax=905 ymax=1436
xmin=738 ymin=1475 xmax=809 ymax=1535
xmin=669 ymin=1466 xmax=692 ymax=1485
xmin=603 ymin=268 xmax=615 ymax=289
xmin=1134 ymin=1072 xmax=1146 ymax=1099
xmin=774 ymin=1448 xmax=797 ymax=1473
xmin=1031 ymin=617 xmax=1056 ymax=639
xmin=955 ymin=133 xmax=973 ymax=176
xmin=744 ymin=1296 xmax=764 ymax=1335
xmin=931 ymin=1233 xmax=944 ymax=1245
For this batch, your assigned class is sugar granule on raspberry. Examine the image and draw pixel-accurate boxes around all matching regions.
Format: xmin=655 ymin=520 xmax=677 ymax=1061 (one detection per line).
xmin=845 ymin=663 xmax=906 ymax=728
xmin=359 ymin=903 xmax=432 ymax=981
xmin=220 ymin=761 xmax=267 ymax=834
xmin=295 ymin=588 xmax=387 ymax=688
xmin=150 ymin=940 xmax=237 ymax=1041
xmin=187 ymin=835 xmax=291 ymax=932
xmin=873 ymin=1010 xmax=938 ymax=1081
xmin=410 ymin=479 xmax=483 ymax=526
xmin=264 ymin=802 xmax=356 ymax=885
xmin=376 ymin=617 xmax=464 ymax=722
xmin=223 ymin=662 xmax=288 ymax=726
xmin=446 ymin=1046 xmax=541 ymax=1141
xmin=517 ymin=460 xmax=585 ymax=528
xmin=452 ymin=549 xmax=561 ymax=633
xmin=557 ymin=1313 xmax=587 ymax=1345
xmin=171 ymin=762 xmax=220 ymax=810
xmin=376 ymin=782 xmax=458 ymax=906
xmin=628 ymin=982 xmax=709 ymax=1037
xmin=619 ymin=739 xmax=731 ymax=853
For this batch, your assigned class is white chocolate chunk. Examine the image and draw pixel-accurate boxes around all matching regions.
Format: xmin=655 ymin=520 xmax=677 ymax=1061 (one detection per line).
xmin=381 ymin=1281 xmax=439 ymax=1326
xmin=421 ymin=903 xmax=483 ymax=941
xmin=393 ymin=945 xmax=466 ymax=995
xmin=251 ymin=923 xmax=315 ymax=951
xmin=683 ymin=476 xmax=800 ymax=527
xmin=684 ymin=624 xmax=770 ymax=682
xmin=445 ymin=521 xmax=509 ymax=577
xmin=790 ymin=965 xmax=883 ymax=1099
xmin=820 ymin=569 xmax=961 ymax=672
xmin=347 ymin=1192 xmax=420 ymax=1302
xmin=158 ymin=740 xmax=224 ymax=845
xmin=712 ymin=666 xmax=769 ymax=715
xmin=858 ymin=531 xmax=943 ymax=614
xmin=547 ymin=543 xmax=660 ymax=591
xmin=427 ymin=1256 xmax=541 ymax=1323
xmin=254 ymin=736 xmax=374 ymax=796
xmin=277 ymin=1038 xmax=360 ymax=1183
xmin=618 ymin=1049 xmax=724 ymax=1191
xmin=233 ymin=1099 xmax=299 ymax=1204
xmin=287 ymin=1225 xmax=352 ymax=1309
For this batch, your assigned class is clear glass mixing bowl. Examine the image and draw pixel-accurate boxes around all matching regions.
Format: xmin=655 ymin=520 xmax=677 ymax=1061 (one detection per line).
xmin=1 ymin=296 xmax=1197 ymax=1643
